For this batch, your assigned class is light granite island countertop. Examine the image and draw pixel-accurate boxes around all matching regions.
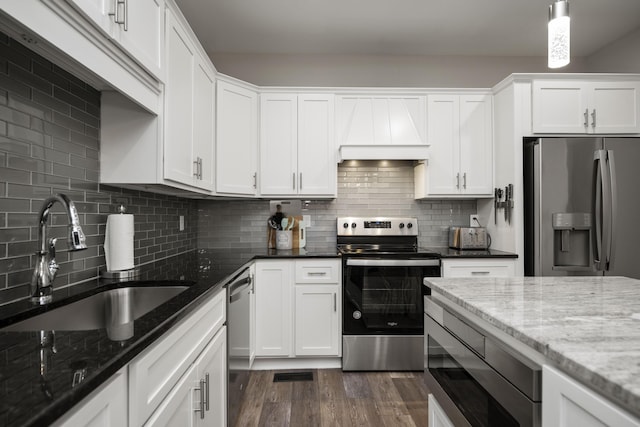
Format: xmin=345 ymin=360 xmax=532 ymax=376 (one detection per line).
xmin=424 ymin=276 xmax=640 ymax=420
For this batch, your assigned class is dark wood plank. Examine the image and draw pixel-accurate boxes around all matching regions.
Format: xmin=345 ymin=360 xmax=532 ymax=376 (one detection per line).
xmin=320 ymin=399 xmax=353 ymax=427
xmin=317 ymin=368 xmax=348 ymax=401
xmin=368 ymin=372 xmax=404 ymax=403
xmin=290 ymin=399 xmax=321 ymax=426
xmin=343 ymin=372 xmax=373 ymax=399
xmin=347 ymin=398 xmax=385 ymax=427
xmin=234 ymin=370 xmax=271 ymax=427
xmin=392 ymin=377 xmax=430 ymax=402
xmin=258 ymin=402 xmax=291 ymax=427
xmin=381 ymin=414 xmax=418 ymax=427
xmin=291 ymin=376 xmax=319 ymax=401
xmin=406 ymin=401 xmax=429 ymax=427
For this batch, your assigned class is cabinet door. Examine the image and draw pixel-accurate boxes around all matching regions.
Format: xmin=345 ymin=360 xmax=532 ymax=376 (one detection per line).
xmin=52 ymin=368 xmax=127 ymax=427
xmin=459 ymin=95 xmax=492 ymax=195
xmin=144 ymin=365 xmax=199 ymax=427
xmin=129 ymin=290 xmax=225 ymax=426
xmin=216 ymin=81 xmax=258 ymax=195
xmin=195 ymin=327 xmax=227 ymax=427
xmin=164 ymin=11 xmax=195 ymax=186
xmin=254 ymin=261 xmax=292 ymax=357
xmin=426 ymin=94 xmax=460 ymax=195
xmin=543 ymin=365 xmax=640 ymax=427
xmin=298 ymin=94 xmax=336 ymax=196
xmin=192 ymin=59 xmax=215 ymax=191
xmin=294 ymin=284 xmax=341 ymax=356
xmin=259 ymin=94 xmax=298 ymax=196
xmin=591 ymin=82 xmax=640 ymax=134
xmin=114 ymin=0 xmax=163 ymax=79
xmin=532 ymin=80 xmax=590 ymax=134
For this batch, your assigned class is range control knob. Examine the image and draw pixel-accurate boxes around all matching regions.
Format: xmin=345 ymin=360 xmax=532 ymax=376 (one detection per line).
xmin=353 ymin=310 xmax=362 ymax=320
xmin=399 ymin=223 xmax=405 ymax=229
xmin=343 ymin=222 xmax=349 ymax=229
xmin=407 ymin=223 xmax=413 ymax=229
xmin=351 ymin=223 xmax=357 ymax=229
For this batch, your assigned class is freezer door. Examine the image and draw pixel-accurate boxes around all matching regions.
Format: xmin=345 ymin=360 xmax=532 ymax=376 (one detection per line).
xmin=535 ymin=138 xmax=603 ymax=276
xmin=602 ymin=138 xmax=640 ymax=279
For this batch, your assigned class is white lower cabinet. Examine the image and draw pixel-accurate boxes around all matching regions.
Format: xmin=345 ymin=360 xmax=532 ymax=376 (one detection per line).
xmin=543 ymin=365 xmax=640 ymax=427
xmin=294 ymin=284 xmax=341 ymax=356
xmin=129 ymin=289 xmax=226 ymax=426
xmin=428 ymin=394 xmax=455 ymax=427
xmin=255 ymin=259 xmax=341 ymax=358
xmin=441 ymin=258 xmax=516 ymax=277
xmin=52 ymin=368 xmax=128 ymax=427
xmin=145 ymin=326 xmax=227 ymax=427
xmin=254 ymin=260 xmax=293 ymax=357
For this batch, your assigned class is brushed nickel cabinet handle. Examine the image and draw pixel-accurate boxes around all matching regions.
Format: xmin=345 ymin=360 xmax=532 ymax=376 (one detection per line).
xmin=591 ymin=109 xmax=597 ymax=129
xmin=584 ymin=108 xmax=589 ymax=127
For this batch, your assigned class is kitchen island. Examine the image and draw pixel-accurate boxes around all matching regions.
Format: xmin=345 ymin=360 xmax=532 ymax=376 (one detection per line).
xmin=424 ymin=276 xmax=640 ymax=424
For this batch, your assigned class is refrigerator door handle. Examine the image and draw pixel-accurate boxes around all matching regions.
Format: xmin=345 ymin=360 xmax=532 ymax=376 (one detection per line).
xmin=592 ymin=150 xmax=606 ymax=270
xmin=606 ymin=149 xmax=617 ymax=271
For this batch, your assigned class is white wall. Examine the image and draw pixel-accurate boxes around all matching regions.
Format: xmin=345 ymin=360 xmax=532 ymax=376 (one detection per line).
xmin=210 ymin=53 xmax=588 ymax=88
xmin=586 ymin=27 xmax=640 ymax=73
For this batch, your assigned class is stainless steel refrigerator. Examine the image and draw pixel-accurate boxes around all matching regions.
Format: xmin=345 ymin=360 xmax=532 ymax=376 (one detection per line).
xmin=524 ymin=137 xmax=640 ymax=278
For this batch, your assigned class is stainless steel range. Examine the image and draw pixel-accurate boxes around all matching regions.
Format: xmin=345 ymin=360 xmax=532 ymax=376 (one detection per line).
xmin=337 ymin=217 xmax=441 ymax=371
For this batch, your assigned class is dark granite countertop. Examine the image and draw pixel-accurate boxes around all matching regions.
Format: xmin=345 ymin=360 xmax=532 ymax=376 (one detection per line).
xmin=425 ymin=247 xmax=518 ymax=259
xmin=0 ymin=247 xmax=340 ymax=427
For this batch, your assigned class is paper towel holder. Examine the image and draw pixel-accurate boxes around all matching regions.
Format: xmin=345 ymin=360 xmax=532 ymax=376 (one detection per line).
xmin=100 ymin=268 xmax=140 ymax=281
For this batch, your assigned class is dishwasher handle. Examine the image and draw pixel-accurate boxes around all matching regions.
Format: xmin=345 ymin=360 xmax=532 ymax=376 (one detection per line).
xmin=228 ymin=273 xmax=252 ymax=303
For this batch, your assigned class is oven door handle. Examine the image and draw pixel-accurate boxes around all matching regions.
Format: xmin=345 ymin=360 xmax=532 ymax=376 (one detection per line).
xmin=346 ymin=259 xmax=440 ymax=267
xmin=426 ymin=316 xmax=539 ymax=427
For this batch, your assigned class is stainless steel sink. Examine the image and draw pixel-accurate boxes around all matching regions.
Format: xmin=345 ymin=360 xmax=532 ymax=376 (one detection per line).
xmin=3 ymin=286 xmax=189 ymax=332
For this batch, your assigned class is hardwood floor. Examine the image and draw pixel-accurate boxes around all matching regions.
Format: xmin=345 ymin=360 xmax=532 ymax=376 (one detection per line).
xmin=234 ymin=369 xmax=430 ymax=427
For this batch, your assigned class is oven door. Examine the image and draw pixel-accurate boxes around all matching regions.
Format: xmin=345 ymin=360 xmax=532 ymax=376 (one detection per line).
xmin=343 ymin=258 xmax=440 ymax=335
xmin=424 ymin=314 xmax=541 ymax=427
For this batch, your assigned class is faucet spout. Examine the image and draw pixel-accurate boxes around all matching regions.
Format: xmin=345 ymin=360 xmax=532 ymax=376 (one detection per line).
xmin=31 ymin=194 xmax=87 ymax=304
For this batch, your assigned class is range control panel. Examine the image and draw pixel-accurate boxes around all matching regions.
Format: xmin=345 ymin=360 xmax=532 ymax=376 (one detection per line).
xmin=337 ymin=217 xmax=418 ymax=236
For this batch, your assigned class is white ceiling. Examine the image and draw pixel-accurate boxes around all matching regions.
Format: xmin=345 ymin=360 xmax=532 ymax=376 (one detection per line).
xmin=173 ymin=0 xmax=640 ymax=58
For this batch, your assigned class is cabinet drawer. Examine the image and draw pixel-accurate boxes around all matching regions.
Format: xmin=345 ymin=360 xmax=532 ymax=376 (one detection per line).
xmin=129 ymin=289 xmax=226 ymax=426
xmin=295 ymin=260 xmax=341 ymax=284
xmin=442 ymin=259 xmax=516 ymax=277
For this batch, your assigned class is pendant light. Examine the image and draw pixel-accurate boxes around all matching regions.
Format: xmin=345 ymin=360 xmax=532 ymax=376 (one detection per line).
xmin=548 ymin=0 xmax=570 ymax=68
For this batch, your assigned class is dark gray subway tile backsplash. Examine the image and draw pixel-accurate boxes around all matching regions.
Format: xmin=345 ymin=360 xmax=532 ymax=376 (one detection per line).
xmin=0 ymin=31 xmax=197 ymax=305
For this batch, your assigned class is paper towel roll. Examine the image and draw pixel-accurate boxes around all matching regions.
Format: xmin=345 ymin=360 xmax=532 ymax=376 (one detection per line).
xmin=104 ymin=214 xmax=134 ymax=272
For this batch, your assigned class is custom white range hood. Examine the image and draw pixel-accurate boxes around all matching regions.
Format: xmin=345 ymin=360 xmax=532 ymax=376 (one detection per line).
xmin=336 ymin=95 xmax=429 ymax=162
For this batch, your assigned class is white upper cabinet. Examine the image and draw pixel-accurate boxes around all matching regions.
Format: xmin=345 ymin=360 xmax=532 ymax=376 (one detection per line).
xmin=163 ymin=7 xmax=214 ymax=191
xmin=216 ymin=80 xmax=259 ymax=196
xmin=260 ymin=93 xmax=336 ymax=197
xmin=415 ymin=93 xmax=493 ymax=198
xmin=336 ymin=95 xmax=428 ymax=160
xmin=66 ymin=0 xmax=164 ymax=80
xmin=532 ymin=80 xmax=640 ymax=134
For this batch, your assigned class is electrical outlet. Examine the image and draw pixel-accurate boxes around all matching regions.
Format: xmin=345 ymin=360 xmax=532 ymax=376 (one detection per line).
xmin=470 ymin=214 xmax=480 ymax=227
xmin=179 ymin=215 xmax=185 ymax=231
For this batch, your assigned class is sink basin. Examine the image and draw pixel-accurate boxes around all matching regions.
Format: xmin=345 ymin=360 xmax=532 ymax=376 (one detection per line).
xmin=3 ymin=286 xmax=189 ymax=332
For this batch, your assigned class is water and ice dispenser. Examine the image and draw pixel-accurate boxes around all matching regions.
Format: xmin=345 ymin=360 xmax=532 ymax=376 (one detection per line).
xmin=552 ymin=213 xmax=592 ymax=270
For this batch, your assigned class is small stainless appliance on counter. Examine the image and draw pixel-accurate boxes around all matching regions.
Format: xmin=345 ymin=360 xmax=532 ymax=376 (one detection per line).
xmin=448 ymin=226 xmax=489 ymax=250
xmin=338 ymin=217 xmax=441 ymax=371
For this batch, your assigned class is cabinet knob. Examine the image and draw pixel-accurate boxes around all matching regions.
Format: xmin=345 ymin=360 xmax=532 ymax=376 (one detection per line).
xmin=399 ymin=223 xmax=405 ymax=229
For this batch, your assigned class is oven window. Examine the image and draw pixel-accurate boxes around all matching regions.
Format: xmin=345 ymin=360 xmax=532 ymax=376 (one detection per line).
xmin=427 ymin=335 xmax=519 ymax=427
xmin=344 ymin=265 xmax=433 ymax=332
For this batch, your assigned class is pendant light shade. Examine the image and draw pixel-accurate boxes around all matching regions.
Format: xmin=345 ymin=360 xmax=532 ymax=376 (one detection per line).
xmin=548 ymin=0 xmax=570 ymax=68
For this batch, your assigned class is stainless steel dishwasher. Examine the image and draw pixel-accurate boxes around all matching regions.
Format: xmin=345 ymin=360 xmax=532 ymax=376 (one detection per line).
xmin=226 ymin=267 xmax=253 ymax=427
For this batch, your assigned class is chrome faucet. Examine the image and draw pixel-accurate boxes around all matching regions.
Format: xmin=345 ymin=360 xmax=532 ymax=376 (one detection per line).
xmin=31 ymin=194 xmax=87 ymax=304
